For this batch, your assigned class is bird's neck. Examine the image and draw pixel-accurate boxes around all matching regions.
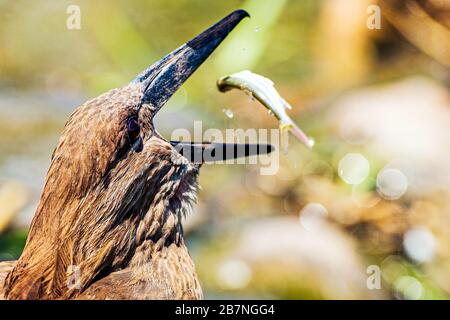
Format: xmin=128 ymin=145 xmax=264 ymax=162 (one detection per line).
xmin=5 ymin=170 xmax=198 ymax=299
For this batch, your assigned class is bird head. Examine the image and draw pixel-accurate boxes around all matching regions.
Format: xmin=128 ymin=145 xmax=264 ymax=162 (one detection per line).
xmin=5 ymin=10 xmax=265 ymax=299
xmin=59 ymin=9 xmax=251 ymax=192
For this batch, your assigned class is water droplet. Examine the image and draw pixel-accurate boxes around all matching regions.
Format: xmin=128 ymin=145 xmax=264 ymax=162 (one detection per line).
xmin=308 ymin=137 xmax=315 ymax=147
xmin=222 ymin=108 xmax=234 ymax=119
xmin=243 ymin=89 xmax=254 ymax=101
xmin=254 ymin=27 xmax=259 ymax=32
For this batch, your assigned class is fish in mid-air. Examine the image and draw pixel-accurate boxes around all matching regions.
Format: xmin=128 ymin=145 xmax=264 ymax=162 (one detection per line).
xmin=217 ymin=70 xmax=314 ymax=150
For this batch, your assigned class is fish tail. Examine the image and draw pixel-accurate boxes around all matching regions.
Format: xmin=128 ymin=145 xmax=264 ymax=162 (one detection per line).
xmin=280 ymin=121 xmax=313 ymax=149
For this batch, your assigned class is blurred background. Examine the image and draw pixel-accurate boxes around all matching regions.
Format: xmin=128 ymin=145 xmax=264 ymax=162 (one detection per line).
xmin=0 ymin=0 xmax=449 ymax=299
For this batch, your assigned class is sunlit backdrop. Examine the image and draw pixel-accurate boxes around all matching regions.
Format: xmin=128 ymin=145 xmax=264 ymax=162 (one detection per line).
xmin=1 ymin=0 xmax=449 ymax=299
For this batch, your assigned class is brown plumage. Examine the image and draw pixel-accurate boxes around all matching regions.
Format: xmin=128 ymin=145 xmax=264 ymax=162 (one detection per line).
xmin=0 ymin=10 xmax=250 ymax=300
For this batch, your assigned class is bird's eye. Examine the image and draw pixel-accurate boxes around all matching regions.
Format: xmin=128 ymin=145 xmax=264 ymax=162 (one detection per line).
xmin=127 ymin=116 xmax=141 ymax=141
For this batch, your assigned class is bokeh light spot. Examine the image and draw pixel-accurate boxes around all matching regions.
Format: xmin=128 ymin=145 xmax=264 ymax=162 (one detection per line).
xmin=216 ymin=259 xmax=252 ymax=290
xmin=403 ymin=227 xmax=436 ymax=264
xmin=338 ymin=153 xmax=370 ymax=185
xmin=376 ymin=168 xmax=408 ymax=200
xmin=299 ymin=203 xmax=328 ymax=231
xmin=394 ymin=276 xmax=423 ymax=300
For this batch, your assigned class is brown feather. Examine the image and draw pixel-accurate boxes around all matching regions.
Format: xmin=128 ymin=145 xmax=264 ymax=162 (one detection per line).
xmin=2 ymin=84 xmax=202 ymax=299
xmin=0 ymin=10 xmax=250 ymax=300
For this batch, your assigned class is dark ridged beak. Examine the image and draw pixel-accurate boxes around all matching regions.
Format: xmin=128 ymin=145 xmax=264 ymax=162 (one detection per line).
xmin=170 ymin=141 xmax=274 ymax=164
xmin=134 ymin=10 xmax=273 ymax=162
xmin=134 ymin=9 xmax=250 ymax=111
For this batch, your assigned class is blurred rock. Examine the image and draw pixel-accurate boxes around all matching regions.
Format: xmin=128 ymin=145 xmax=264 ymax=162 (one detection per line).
xmin=197 ymin=217 xmax=387 ymax=299
xmin=328 ymin=76 xmax=450 ymax=194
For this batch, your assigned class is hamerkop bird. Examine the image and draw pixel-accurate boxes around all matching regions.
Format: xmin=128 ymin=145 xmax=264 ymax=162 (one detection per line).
xmin=0 ymin=10 xmax=268 ymax=299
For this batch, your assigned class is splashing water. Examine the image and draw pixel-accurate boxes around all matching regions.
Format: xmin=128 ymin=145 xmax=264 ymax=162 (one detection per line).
xmin=222 ymin=108 xmax=234 ymax=119
xmin=243 ymin=88 xmax=255 ymax=101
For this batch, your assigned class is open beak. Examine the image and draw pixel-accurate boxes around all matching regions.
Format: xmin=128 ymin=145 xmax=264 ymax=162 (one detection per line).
xmin=134 ymin=9 xmax=274 ymax=162
xmin=170 ymin=141 xmax=274 ymax=164
xmin=134 ymin=9 xmax=250 ymax=110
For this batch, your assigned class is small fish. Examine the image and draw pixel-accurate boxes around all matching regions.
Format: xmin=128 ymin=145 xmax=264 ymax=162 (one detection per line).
xmin=217 ymin=70 xmax=314 ymax=149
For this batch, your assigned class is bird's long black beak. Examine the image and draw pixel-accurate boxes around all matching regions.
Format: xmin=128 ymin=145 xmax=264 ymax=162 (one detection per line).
xmin=170 ymin=141 xmax=274 ymax=164
xmin=134 ymin=9 xmax=274 ymax=162
xmin=133 ymin=9 xmax=250 ymax=110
